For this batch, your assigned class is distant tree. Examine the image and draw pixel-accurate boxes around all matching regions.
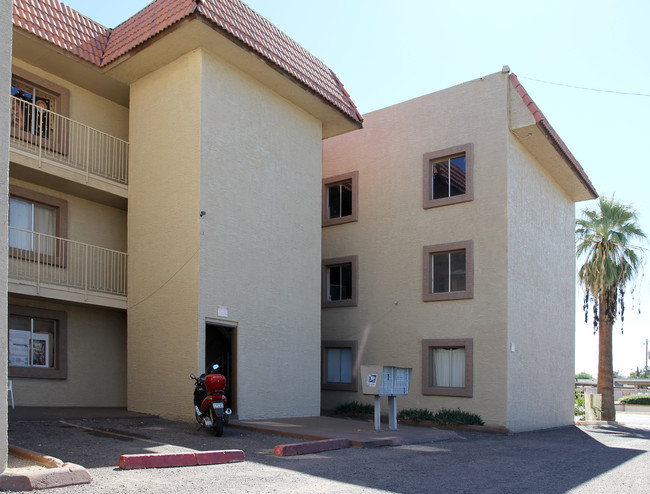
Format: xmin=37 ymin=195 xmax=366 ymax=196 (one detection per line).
xmin=575 ymin=372 xmax=593 ymax=380
xmin=628 ymin=368 xmax=644 ymax=379
xmin=628 ymin=367 xmax=650 ymax=379
xmin=613 ymin=370 xmax=621 ymax=378
xmin=576 ymin=197 xmax=646 ymax=421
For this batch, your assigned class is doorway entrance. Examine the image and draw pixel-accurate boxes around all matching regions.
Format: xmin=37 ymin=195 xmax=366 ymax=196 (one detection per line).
xmin=205 ymin=323 xmax=236 ymax=414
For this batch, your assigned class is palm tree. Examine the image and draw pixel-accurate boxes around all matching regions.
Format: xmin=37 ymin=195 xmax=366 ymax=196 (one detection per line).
xmin=576 ymin=197 xmax=646 ymax=421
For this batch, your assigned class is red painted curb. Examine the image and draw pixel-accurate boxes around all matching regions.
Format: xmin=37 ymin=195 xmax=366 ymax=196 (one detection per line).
xmin=119 ymin=450 xmax=245 ymax=469
xmin=195 ymin=450 xmax=245 ymax=465
xmin=274 ymin=438 xmax=350 ymax=456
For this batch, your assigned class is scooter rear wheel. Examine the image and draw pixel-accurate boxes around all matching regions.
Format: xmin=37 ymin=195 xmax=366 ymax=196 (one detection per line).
xmin=213 ymin=419 xmax=224 ymax=437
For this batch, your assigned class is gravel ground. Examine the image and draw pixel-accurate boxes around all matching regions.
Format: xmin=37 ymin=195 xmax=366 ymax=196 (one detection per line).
xmin=7 ymin=416 xmax=650 ymax=493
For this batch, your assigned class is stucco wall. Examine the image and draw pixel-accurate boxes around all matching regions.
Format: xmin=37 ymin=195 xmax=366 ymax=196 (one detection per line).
xmin=198 ymin=51 xmax=323 ymax=419
xmin=8 ymin=297 xmax=126 ymax=406
xmin=505 ymin=131 xmax=576 ymax=432
xmin=127 ymin=50 xmax=202 ymax=420
xmin=1 ymin=0 xmax=12 ymax=471
xmin=322 ymin=73 xmax=511 ymax=428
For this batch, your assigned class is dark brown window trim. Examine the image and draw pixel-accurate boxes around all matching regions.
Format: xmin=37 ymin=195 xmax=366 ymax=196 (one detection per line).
xmin=422 ymin=338 xmax=473 ymax=397
xmin=322 ymin=171 xmax=359 ymax=227
xmin=8 ymin=305 xmax=68 ymax=379
xmin=322 ymin=255 xmax=359 ymax=308
xmin=321 ymin=340 xmax=358 ymax=391
xmin=422 ymin=143 xmax=473 ymax=209
xmin=9 ymin=185 xmax=69 ymax=267
xmin=422 ymin=240 xmax=473 ymax=302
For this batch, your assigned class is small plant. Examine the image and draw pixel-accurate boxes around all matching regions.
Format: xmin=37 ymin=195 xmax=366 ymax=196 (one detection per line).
xmin=398 ymin=408 xmax=436 ymax=422
xmin=575 ymin=389 xmax=585 ymax=419
xmin=335 ymin=400 xmax=374 ymax=415
xmin=619 ymin=394 xmax=650 ymax=405
xmin=432 ymin=407 xmax=484 ymax=426
xmin=399 ymin=407 xmax=484 ymax=426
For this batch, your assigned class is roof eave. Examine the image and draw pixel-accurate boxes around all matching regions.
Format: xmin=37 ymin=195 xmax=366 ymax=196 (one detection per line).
xmin=509 ymin=73 xmax=598 ymax=202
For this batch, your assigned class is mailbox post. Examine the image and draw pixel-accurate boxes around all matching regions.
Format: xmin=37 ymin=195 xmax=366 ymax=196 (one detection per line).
xmin=360 ymin=365 xmax=412 ymax=431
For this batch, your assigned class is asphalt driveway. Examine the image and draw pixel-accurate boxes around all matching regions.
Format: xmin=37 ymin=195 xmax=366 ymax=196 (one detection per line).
xmin=7 ymin=413 xmax=650 ymax=493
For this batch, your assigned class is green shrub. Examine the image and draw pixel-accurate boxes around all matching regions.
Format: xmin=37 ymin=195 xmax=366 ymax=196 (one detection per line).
xmin=335 ymin=400 xmax=374 ymax=415
xmin=398 ymin=408 xmax=436 ymax=422
xmin=575 ymin=389 xmax=585 ymax=419
xmin=619 ymin=394 xmax=650 ymax=405
xmin=432 ymin=407 xmax=484 ymax=426
xmin=399 ymin=407 xmax=484 ymax=426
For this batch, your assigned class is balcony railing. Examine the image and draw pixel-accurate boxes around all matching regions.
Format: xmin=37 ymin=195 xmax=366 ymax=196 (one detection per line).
xmin=10 ymin=95 xmax=129 ymax=185
xmin=9 ymin=226 xmax=127 ymax=298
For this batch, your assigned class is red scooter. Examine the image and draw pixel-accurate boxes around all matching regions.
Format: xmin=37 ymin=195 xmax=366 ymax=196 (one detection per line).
xmin=190 ymin=363 xmax=232 ymax=436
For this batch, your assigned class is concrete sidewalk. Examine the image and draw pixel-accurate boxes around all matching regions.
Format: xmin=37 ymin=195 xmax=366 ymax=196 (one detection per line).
xmin=230 ymin=415 xmax=460 ymax=447
xmin=8 ymin=407 xmax=153 ymax=421
xmin=8 ymin=407 xmax=460 ymax=448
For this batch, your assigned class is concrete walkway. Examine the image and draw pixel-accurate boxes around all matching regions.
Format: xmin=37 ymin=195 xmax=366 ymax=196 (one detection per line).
xmin=8 ymin=407 xmax=460 ymax=448
xmin=230 ymin=415 xmax=460 ymax=447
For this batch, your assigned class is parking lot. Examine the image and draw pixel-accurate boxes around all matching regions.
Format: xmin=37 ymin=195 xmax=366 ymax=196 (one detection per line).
xmin=6 ymin=412 xmax=650 ymax=493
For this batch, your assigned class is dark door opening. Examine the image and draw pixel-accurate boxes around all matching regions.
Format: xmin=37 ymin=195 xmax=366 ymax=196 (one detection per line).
xmin=205 ymin=324 xmax=236 ymax=415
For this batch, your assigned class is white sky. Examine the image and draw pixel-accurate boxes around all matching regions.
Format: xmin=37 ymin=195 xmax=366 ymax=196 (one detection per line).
xmin=61 ymin=0 xmax=650 ymax=377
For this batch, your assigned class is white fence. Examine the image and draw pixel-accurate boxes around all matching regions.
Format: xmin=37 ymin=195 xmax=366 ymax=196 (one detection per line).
xmin=9 ymin=227 xmax=127 ymax=297
xmin=10 ymin=95 xmax=128 ymax=185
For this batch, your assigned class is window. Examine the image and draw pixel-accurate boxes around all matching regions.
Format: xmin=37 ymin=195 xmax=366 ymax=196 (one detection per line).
xmin=322 ymin=171 xmax=358 ymax=226
xmin=8 ymin=186 xmax=68 ymax=260
xmin=322 ymin=341 xmax=358 ymax=391
xmin=422 ymin=339 xmax=473 ymax=397
xmin=423 ymin=144 xmax=473 ymax=209
xmin=423 ymin=240 xmax=473 ymax=302
xmin=9 ymin=197 xmax=56 ymax=249
xmin=11 ymin=76 xmax=58 ymax=139
xmin=9 ymin=305 xmax=67 ymax=379
xmin=322 ymin=256 xmax=358 ymax=308
xmin=9 ymin=68 xmax=69 ymax=153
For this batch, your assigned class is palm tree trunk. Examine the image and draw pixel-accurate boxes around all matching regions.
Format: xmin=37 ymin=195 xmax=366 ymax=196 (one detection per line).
xmin=597 ymin=293 xmax=616 ymax=421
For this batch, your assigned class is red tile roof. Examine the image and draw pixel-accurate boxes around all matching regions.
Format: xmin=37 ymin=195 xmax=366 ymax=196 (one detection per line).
xmin=12 ymin=0 xmax=362 ymax=124
xmin=13 ymin=0 xmax=109 ymax=66
xmin=510 ymin=73 xmax=597 ymax=199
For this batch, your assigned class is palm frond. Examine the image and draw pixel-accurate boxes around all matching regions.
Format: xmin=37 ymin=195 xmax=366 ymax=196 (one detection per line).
xmin=576 ymin=196 xmax=647 ymax=327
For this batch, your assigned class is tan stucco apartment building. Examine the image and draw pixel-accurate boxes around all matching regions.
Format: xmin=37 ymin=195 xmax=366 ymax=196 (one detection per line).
xmin=2 ymin=0 xmax=595 ymax=457
xmin=320 ymin=70 xmax=597 ymax=432
xmin=5 ymin=0 xmax=361 ymax=424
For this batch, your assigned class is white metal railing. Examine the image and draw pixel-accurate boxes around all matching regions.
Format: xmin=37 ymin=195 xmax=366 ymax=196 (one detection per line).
xmin=8 ymin=227 xmax=127 ymax=298
xmin=10 ymin=95 xmax=129 ymax=185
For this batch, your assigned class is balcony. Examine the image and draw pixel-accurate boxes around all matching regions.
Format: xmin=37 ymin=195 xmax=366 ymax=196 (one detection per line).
xmin=8 ymin=227 xmax=127 ymax=309
xmin=9 ymin=96 xmax=128 ymax=201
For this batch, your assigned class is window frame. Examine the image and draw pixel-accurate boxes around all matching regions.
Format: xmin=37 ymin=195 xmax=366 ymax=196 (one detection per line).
xmin=322 ymin=171 xmax=359 ymax=227
xmin=322 ymin=255 xmax=359 ymax=308
xmin=8 ymin=305 xmax=68 ymax=379
xmin=9 ymin=185 xmax=68 ymax=266
xmin=422 ymin=338 xmax=473 ymax=397
xmin=321 ymin=340 xmax=358 ymax=391
xmin=422 ymin=143 xmax=473 ymax=209
xmin=422 ymin=240 xmax=473 ymax=302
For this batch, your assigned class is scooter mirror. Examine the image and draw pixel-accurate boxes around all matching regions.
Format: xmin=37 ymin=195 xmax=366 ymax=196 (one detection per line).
xmin=212 ymin=364 xmax=219 ymax=371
